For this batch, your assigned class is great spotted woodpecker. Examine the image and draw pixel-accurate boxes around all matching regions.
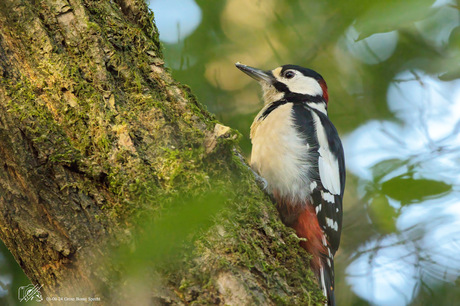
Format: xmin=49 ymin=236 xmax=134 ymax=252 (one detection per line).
xmin=236 ymin=63 xmax=345 ymax=306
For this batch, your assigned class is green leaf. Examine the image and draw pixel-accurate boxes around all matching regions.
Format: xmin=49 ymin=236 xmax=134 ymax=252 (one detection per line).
xmin=354 ymin=0 xmax=433 ymax=40
xmin=114 ymin=189 xmax=227 ymax=271
xmin=381 ymin=176 xmax=451 ymax=204
xmin=371 ymin=158 xmax=408 ymax=183
xmin=368 ymin=194 xmax=397 ymax=234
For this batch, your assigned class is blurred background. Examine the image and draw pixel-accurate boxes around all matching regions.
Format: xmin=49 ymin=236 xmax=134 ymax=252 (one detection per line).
xmin=2 ymin=0 xmax=460 ymax=305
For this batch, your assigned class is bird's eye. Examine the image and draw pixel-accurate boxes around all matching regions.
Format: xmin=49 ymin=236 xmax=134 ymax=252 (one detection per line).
xmin=285 ymin=71 xmax=295 ymax=79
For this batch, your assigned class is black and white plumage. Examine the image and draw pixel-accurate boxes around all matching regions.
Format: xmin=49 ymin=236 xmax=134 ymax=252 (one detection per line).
xmin=236 ymin=63 xmax=345 ymax=306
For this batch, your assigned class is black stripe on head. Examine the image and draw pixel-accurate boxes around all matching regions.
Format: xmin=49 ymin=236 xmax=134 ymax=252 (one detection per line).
xmin=285 ymin=92 xmax=325 ymax=103
xmin=272 ymin=82 xmax=326 ymax=104
xmin=273 ymin=81 xmax=289 ymax=93
xmin=259 ymin=99 xmax=287 ymax=120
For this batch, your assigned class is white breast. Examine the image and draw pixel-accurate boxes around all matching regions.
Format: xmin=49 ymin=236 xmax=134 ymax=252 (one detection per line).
xmin=250 ymin=103 xmax=313 ymax=204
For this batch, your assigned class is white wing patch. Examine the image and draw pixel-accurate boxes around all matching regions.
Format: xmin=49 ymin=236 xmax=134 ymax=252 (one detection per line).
xmin=310 ymin=181 xmax=317 ymax=191
xmin=315 ymin=203 xmax=322 ymax=214
xmin=312 ymin=112 xmax=341 ymax=195
xmin=321 ymin=191 xmax=335 ymax=203
xmin=326 ymin=217 xmax=339 ymax=231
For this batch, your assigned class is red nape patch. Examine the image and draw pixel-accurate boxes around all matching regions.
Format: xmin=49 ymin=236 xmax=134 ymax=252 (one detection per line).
xmin=319 ymin=79 xmax=329 ymax=104
xmin=293 ymin=205 xmax=327 ymax=274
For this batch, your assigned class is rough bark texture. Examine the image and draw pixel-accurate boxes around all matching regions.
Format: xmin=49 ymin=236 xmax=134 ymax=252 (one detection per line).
xmin=0 ymin=0 xmax=324 ymax=304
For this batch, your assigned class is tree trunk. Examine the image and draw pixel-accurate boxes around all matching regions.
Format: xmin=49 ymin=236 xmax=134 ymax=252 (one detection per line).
xmin=0 ymin=0 xmax=323 ymax=304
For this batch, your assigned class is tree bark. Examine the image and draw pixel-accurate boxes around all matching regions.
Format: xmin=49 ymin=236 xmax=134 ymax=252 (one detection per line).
xmin=0 ymin=0 xmax=323 ymax=304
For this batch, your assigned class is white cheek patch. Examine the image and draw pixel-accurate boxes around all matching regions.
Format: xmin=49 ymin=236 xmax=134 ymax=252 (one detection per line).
xmin=274 ymin=73 xmax=323 ymax=96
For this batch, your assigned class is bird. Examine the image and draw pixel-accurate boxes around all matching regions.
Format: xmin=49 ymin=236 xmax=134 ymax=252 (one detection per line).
xmin=235 ymin=62 xmax=345 ymax=306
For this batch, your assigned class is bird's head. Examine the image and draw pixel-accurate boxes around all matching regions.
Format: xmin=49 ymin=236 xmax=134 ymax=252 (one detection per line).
xmin=235 ymin=63 xmax=328 ymax=106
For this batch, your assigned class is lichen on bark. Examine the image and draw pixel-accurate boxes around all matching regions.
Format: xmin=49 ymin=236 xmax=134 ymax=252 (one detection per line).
xmin=0 ymin=0 xmax=324 ymax=304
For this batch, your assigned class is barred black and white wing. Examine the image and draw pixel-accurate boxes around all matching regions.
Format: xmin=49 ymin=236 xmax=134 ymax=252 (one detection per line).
xmin=292 ymin=103 xmax=345 ymax=305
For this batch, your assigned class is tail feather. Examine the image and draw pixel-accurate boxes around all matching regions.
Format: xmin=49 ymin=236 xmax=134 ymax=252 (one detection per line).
xmin=287 ymin=205 xmax=337 ymax=305
xmin=319 ymin=252 xmax=335 ymax=306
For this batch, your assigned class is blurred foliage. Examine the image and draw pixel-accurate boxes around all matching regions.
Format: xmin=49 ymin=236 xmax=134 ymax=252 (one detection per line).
xmin=102 ymin=189 xmax=229 ymax=303
xmin=2 ymin=0 xmax=460 ymax=305
xmin=0 ymin=242 xmax=31 ymax=306
xmin=114 ymin=190 xmax=226 ymax=271
xmin=158 ymin=0 xmax=460 ymax=305
xmin=167 ymin=0 xmax=460 ymax=155
xmin=381 ymin=176 xmax=451 ymax=203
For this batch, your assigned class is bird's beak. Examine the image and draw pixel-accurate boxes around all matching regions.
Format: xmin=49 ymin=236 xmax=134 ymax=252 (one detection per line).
xmin=235 ymin=62 xmax=274 ymax=84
